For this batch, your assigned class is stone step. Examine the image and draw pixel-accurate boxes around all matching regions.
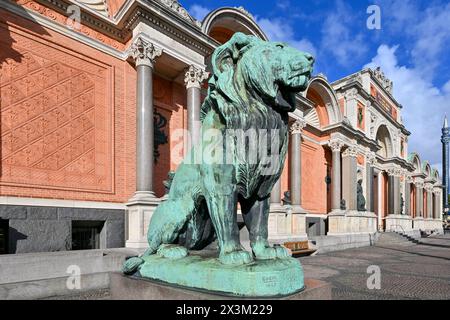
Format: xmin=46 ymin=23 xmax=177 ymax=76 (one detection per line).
xmin=375 ymin=232 xmax=418 ymax=246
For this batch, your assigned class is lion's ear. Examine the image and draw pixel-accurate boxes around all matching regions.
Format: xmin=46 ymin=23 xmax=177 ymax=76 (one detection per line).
xmin=211 ymin=32 xmax=257 ymax=74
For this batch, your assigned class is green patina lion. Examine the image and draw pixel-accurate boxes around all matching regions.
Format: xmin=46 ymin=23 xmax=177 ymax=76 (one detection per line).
xmin=124 ymin=32 xmax=314 ymax=273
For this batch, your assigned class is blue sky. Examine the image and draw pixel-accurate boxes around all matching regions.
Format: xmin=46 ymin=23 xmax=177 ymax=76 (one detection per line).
xmin=183 ymin=0 xmax=450 ymax=173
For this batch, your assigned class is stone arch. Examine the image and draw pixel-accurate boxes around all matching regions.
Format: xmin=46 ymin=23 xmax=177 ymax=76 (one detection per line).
xmin=202 ymin=7 xmax=268 ymax=44
xmin=422 ymin=161 xmax=432 ymax=177
xmin=304 ymin=77 xmax=341 ymax=129
xmin=408 ymin=152 xmax=422 ymax=174
xmin=375 ymin=124 xmax=393 ymax=158
xmin=432 ymin=168 xmax=440 ymax=182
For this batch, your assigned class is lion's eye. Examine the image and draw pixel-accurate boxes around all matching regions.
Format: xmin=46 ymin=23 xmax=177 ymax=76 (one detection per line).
xmin=276 ymin=44 xmax=284 ymax=49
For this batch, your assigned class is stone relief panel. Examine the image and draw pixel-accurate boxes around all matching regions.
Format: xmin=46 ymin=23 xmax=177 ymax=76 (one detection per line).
xmin=0 ymin=25 xmax=113 ymax=192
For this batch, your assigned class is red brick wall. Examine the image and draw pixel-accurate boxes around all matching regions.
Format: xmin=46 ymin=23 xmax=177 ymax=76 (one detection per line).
xmin=0 ymin=9 xmax=134 ymax=202
xmin=0 ymin=9 xmax=188 ymax=202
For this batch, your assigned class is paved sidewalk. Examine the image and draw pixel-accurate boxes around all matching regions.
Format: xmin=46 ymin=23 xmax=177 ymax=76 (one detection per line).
xmin=45 ymin=234 xmax=450 ymax=300
xmin=300 ymin=234 xmax=450 ymax=299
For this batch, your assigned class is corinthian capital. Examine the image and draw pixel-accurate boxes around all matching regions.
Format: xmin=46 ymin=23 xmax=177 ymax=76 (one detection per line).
xmin=328 ymin=139 xmax=344 ymax=152
xmin=289 ymin=119 xmax=307 ymax=135
xmin=342 ymin=145 xmax=358 ymax=158
xmin=366 ymin=151 xmax=377 ymax=166
xmin=184 ymin=65 xmax=209 ymax=89
xmin=129 ymin=37 xmax=162 ymax=68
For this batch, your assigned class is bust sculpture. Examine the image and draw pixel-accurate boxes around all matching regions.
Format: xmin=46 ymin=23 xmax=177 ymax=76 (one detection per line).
xmin=122 ymin=32 xmax=314 ymax=297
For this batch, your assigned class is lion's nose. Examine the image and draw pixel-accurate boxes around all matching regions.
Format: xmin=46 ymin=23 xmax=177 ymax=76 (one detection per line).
xmin=305 ymin=53 xmax=314 ymax=64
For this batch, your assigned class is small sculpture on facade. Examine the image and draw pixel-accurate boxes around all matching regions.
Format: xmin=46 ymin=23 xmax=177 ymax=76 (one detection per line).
xmin=163 ymin=171 xmax=175 ymax=195
xmin=357 ymin=179 xmax=366 ymax=211
xmin=340 ymin=199 xmax=346 ymax=210
xmin=400 ymin=193 xmax=404 ymax=215
xmin=282 ymin=191 xmax=292 ymax=206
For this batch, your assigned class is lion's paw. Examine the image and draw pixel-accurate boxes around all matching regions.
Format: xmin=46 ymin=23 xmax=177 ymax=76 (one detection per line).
xmin=157 ymin=244 xmax=188 ymax=260
xmin=219 ymin=250 xmax=253 ymax=265
xmin=252 ymin=242 xmax=291 ymax=260
xmin=122 ymin=256 xmax=144 ymax=275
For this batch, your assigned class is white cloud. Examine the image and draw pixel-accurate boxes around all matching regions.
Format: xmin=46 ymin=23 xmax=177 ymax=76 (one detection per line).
xmin=320 ymin=0 xmax=368 ymax=65
xmin=188 ymin=4 xmax=210 ymax=21
xmin=255 ymin=17 xmax=317 ymax=57
xmin=376 ymin=0 xmax=450 ymax=78
xmin=364 ymin=45 xmax=450 ymax=172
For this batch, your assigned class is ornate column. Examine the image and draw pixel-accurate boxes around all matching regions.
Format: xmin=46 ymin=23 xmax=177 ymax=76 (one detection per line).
xmin=328 ymin=139 xmax=344 ymax=211
xmin=385 ymin=167 xmax=400 ymax=215
xmin=405 ymin=175 xmax=413 ymax=216
xmin=415 ymin=180 xmax=424 ymax=217
xmin=366 ymin=152 xmax=377 ymax=212
xmin=341 ymin=145 xmax=358 ymax=211
xmin=126 ymin=37 xmax=162 ymax=248
xmin=270 ymin=180 xmax=282 ymax=205
xmin=426 ymin=184 xmax=433 ymax=219
xmin=184 ymin=65 xmax=209 ymax=150
xmin=289 ymin=119 xmax=306 ymax=210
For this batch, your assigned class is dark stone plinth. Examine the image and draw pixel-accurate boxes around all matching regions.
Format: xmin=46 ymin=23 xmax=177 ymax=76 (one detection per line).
xmin=109 ymin=272 xmax=332 ymax=300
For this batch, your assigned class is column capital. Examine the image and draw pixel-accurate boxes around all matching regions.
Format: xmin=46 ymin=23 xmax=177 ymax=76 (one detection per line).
xmin=184 ymin=65 xmax=209 ymax=89
xmin=415 ymin=180 xmax=425 ymax=189
xmin=328 ymin=139 xmax=345 ymax=152
xmin=387 ymin=166 xmax=402 ymax=177
xmin=290 ymin=118 xmax=307 ymax=135
xmin=424 ymin=184 xmax=434 ymax=192
xmin=342 ymin=145 xmax=358 ymax=158
xmin=128 ymin=37 xmax=162 ymax=68
xmin=366 ymin=151 xmax=377 ymax=166
xmin=405 ymin=175 xmax=414 ymax=183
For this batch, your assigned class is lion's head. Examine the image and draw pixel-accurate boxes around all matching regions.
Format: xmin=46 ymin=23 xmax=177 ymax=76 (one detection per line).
xmin=202 ymin=32 xmax=314 ymax=126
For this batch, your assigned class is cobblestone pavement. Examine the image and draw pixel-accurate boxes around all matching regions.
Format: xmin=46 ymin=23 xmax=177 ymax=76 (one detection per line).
xmin=300 ymin=234 xmax=450 ymax=300
xmin=47 ymin=234 xmax=450 ymax=300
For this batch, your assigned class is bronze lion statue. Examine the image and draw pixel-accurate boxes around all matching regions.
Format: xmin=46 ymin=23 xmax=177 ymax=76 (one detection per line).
xmin=124 ymin=32 xmax=313 ymax=273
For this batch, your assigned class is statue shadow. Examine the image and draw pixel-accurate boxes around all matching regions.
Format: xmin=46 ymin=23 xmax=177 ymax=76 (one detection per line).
xmin=0 ymin=4 xmax=50 ymax=173
xmin=8 ymin=226 xmax=27 ymax=254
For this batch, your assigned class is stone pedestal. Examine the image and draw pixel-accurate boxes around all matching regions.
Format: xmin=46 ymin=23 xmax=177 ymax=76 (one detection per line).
xmin=268 ymin=205 xmax=307 ymax=241
xmin=110 ymin=273 xmax=331 ymax=300
xmin=385 ymin=214 xmax=413 ymax=233
xmin=327 ymin=211 xmax=377 ymax=235
xmin=268 ymin=204 xmax=291 ymax=240
xmin=413 ymin=217 xmax=425 ymax=231
xmin=127 ymin=252 xmax=305 ymax=297
xmin=125 ymin=197 xmax=160 ymax=249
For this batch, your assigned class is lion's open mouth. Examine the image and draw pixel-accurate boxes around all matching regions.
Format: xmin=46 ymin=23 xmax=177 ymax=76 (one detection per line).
xmin=276 ymin=85 xmax=297 ymax=111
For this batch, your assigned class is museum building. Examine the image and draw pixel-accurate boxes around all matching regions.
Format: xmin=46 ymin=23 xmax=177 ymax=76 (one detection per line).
xmin=0 ymin=0 xmax=444 ymax=254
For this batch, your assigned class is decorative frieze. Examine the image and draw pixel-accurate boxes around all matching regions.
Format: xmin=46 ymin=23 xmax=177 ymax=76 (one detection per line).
xmin=128 ymin=37 xmax=162 ymax=68
xmin=157 ymin=0 xmax=202 ymax=27
xmin=184 ymin=65 xmax=209 ymax=89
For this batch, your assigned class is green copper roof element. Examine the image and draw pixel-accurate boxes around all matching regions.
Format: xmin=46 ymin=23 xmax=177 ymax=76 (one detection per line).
xmin=407 ymin=152 xmax=419 ymax=163
xmin=137 ymin=253 xmax=304 ymax=297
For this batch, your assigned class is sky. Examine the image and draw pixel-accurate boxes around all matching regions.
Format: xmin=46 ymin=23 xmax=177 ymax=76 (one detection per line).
xmin=182 ymin=0 xmax=450 ymax=174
